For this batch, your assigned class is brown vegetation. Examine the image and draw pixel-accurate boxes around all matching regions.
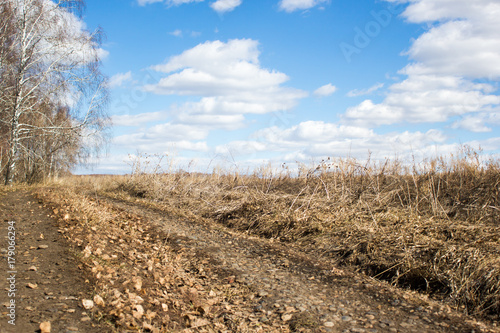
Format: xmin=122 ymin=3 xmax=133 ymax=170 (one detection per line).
xmin=62 ymin=146 xmax=500 ymax=321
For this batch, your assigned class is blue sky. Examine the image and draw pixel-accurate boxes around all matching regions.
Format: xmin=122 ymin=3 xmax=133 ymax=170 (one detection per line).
xmin=79 ymin=0 xmax=500 ymax=174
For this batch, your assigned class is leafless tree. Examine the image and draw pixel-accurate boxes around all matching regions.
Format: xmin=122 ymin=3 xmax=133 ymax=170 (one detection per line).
xmin=0 ymin=0 xmax=109 ymax=184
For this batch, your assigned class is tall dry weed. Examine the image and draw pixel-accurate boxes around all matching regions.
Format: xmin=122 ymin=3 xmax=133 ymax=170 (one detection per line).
xmin=59 ymin=146 xmax=500 ymax=319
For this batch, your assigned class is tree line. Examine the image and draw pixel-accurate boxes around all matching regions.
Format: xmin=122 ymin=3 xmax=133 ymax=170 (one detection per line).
xmin=0 ymin=0 xmax=109 ymax=184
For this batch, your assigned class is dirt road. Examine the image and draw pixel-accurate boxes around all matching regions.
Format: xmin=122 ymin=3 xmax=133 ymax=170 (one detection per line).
xmin=0 ymin=189 xmax=112 ymax=333
xmin=1 ymin=188 xmax=498 ymax=332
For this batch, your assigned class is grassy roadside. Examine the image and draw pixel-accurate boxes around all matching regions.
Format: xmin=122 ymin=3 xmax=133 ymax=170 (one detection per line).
xmin=63 ymin=146 xmax=500 ymax=322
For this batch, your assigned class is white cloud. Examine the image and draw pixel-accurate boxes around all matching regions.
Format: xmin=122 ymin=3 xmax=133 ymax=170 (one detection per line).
xmin=108 ymin=71 xmax=133 ymax=88
xmin=113 ymin=123 xmax=208 ymax=144
xmin=392 ymin=0 xmax=500 ymax=80
xmin=344 ymin=76 xmax=500 ymax=127
xmin=452 ymin=115 xmax=492 ymax=133
xmin=151 ymin=39 xmax=260 ymax=74
xmin=279 ymin=0 xmax=329 ymax=13
xmin=402 ymin=20 xmax=500 ymax=80
xmin=111 ymin=117 xmax=211 ymax=157
xmin=221 ymin=120 xmax=450 ymax=163
xmin=137 ymin=0 xmax=163 ymax=5
xmin=172 ymin=100 xmax=247 ymax=130
xmin=169 ymin=0 xmax=204 ymax=4
xmin=452 ymin=109 xmax=500 ymax=133
xmin=115 ymin=137 xmax=209 ymax=154
xmin=399 ymin=0 xmax=500 ymax=26
xmin=303 ymin=129 xmax=447 ymax=158
xmin=344 ymin=100 xmax=402 ymax=126
xmin=343 ymin=0 xmax=500 ymax=131
xmin=313 ymin=83 xmax=337 ymax=97
xmin=111 ymin=111 xmax=166 ymax=127
xmin=145 ymin=39 xmax=307 ymax=129
xmin=215 ymin=141 xmax=267 ymax=155
xmin=138 ymin=0 xmax=243 ymax=13
xmin=169 ymin=29 xmax=183 ymax=37
xmin=138 ymin=0 xmax=204 ymax=6
xmin=347 ymin=83 xmax=384 ymax=97
xmin=108 ymin=39 xmax=308 ymax=162
xmin=253 ymin=121 xmax=374 ymax=143
xmin=210 ymin=0 xmax=242 ymax=13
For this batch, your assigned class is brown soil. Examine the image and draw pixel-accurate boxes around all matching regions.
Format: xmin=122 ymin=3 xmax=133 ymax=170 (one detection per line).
xmin=1 ymin=187 xmax=499 ymax=332
xmin=0 ymin=189 xmax=113 ymax=333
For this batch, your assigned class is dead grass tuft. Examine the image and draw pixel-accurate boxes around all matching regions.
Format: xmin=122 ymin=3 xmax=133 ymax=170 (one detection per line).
xmin=58 ymin=146 xmax=500 ymax=320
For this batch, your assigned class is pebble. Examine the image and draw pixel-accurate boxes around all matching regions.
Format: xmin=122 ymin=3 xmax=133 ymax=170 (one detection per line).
xmin=82 ymin=299 xmax=94 ymax=310
xmin=342 ymin=315 xmax=352 ymax=322
xmin=324 ymin=322 xmax=335 ymax=327
xmin=38 ymin=245 xmax=49 ymax=249
xmin=66 ymin=327 xmax=79 ymax=332
xmin=40 ymin=321 xmax=51 ymax=333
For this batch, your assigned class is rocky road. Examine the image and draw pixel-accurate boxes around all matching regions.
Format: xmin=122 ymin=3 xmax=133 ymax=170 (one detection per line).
xmin=100 ymin=194 xmax=497 ymax=333
xmin=1 ymin=188 xmax=498 ymax=332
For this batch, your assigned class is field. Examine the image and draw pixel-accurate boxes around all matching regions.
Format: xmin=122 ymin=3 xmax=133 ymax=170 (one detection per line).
xmin=51 ymin=146 xmax=500 ymax=324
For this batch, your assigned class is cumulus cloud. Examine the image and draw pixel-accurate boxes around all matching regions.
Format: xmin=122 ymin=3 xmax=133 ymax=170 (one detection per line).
xmin=151 ymin=39 xmax=260 ymax=74
xmin=452 ymin=109 xmax=500 ymax=133
xmin=210 ymin=0 xmax=242 ymax=13
xmin=111 ymin=111 xmax=166 ymax=127
xmin=343 ymin=0 xmax=500 ymax=131
xmin=218 ymin=120 xmax=449 ymax=163
xmin=313 ymin=83 xmax=337 ymax=97
xmin=344 ymin=76 xmax=500 ymax=126
xmin=108 ymin=72 xmax=133 ymax=88
xmin=401 ymin=20 xmax=500 ymax=80
xmin=253 ymin=121 xmax=374 ymax=143
xmin=113 ymin=39 xmax=307 ymax=159
xmin=452 ymin=115 xmax=492 ymax=133
xmin=279 ymin=0 xmax=329 ymax=13
xmin=145 ymin=39 xmax=307 ymax=129
xmin=114 ymin=123 xmax=208 ymax=143
xmin=111 ymin=121 xmax=210 ymax=155
xmin=398 ymin=0 xmax=500 ymax=80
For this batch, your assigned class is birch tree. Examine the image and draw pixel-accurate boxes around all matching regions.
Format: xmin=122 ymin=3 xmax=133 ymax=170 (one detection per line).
xmin=0 ymin=0 xmax=109 ymax=183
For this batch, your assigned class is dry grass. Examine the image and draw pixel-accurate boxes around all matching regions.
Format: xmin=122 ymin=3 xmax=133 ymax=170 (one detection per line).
xmin=62 ymin=146 xmax=500 ymax=320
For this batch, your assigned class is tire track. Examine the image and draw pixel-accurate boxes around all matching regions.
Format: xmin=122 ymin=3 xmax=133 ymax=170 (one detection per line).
xmin=99 ymin=194 xmax=496 ymax=333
